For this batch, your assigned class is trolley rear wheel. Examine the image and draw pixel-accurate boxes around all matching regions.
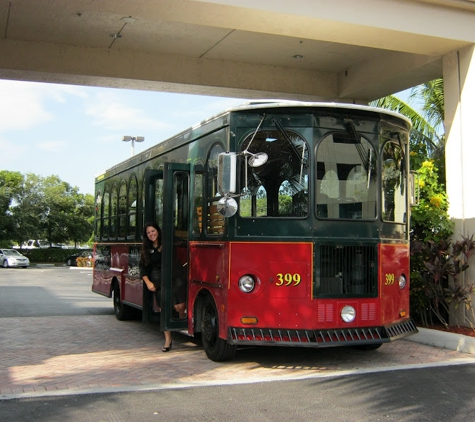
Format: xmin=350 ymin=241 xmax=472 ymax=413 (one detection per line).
xmin=113 ymin=283 xmax=133 ymax=321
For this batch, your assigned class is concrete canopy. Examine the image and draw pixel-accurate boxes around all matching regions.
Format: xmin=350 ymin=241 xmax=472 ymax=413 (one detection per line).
xmin=0 ymin=0 xmax=474 ymax=102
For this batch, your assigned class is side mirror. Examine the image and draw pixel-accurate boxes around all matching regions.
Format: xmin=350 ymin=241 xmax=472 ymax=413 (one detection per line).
xmin=217 ymin=196 xmax=238 ymax=217
xmin=218 ymin=152 xmax=236 ymax=194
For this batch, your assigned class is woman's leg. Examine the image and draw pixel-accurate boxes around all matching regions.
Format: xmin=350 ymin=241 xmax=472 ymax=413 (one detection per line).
xmin=163 ymin=330 xmax=172 ymax=350
xmin=174 ymin=302 xmax=186 ymax=319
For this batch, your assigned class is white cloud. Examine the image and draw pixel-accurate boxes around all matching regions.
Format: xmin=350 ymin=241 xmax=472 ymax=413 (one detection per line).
xmin=85 ymin=91 xmax=172 ymax=132
xmin=0 ymin=81 xmax=54 ymax=131
xmin=0 ymin=80 xmax=89 ymax=133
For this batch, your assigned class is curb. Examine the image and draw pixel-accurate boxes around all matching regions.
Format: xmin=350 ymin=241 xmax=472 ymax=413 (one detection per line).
xmin=31 ymin=263 xmax=57 ymax=267
xmin=407 ymin=327 xmax=475 ymax=355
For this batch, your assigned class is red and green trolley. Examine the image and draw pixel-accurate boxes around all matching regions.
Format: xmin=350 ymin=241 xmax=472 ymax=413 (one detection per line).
xmin=92 ymin=100 xmax=418 ymax=361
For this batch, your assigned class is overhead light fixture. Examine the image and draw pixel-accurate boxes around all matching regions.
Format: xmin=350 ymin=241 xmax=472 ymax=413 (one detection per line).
xmin=121 ymin=16 xmax=136 ymax=24
xmin=110 ymin=33 xmax=122 ymax=39
xmin=292 ymin=54 xmax=304 ymax=59
xmin=123 ymin=136 xmax=145 ymax=157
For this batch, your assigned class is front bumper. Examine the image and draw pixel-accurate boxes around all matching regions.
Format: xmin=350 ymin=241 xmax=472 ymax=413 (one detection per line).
xmin=5 ymin=260 xmax=30 ymax=267
xmin=229 ymin=318 xmax=418 ymax=348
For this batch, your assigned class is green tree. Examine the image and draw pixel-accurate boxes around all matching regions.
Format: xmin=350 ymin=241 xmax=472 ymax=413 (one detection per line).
xmin=41 ymin=175 xmax=79 ymax=245
xmin=36 ymin=175 xmax=94 ymax=246
xmin=409 ymin=79 xmax=445 ymax=183
xmin=5 ymin=173 xmax=94 ymax=247
xmin=10 ymin=173 xmax=45 ymax=245
xmin=66 ymin=193 xmax=94 ymax=247
xmin=0 ymin=170 xmax=24 ymax=246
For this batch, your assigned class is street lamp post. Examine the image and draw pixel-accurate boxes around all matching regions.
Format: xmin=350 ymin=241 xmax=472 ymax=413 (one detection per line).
xmin=122 ymin=136 xmax=145 ymax=157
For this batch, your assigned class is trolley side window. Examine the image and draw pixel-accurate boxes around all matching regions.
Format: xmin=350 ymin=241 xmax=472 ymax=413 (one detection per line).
xmin=94 ymin=190 xmax=102 ymax=241
xmin=118 ymin=181 xmax=127 ymax=239
xmin=382 ymin=141 xmax=406 ymax=223
xmin=206 ymin=143 xmax=225 ymax=235
xmin=128 ymin=175 xmax=138 ymax=239
xmin=103 ymin=188 xmax=110 ymax=240
xmin=110 ymin=184 xmax=118 ymax=239
xmin=193 ymin=172 xmax=204 ymax=235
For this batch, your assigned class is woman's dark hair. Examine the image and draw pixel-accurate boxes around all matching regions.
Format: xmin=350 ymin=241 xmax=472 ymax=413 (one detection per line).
xmin=140 ymin=222 xmax=162 ymax=266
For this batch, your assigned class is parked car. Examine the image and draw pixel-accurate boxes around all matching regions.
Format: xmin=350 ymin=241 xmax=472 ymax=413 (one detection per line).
xmin=65 ymin=250 xmax=93 ymax=267
xmin=0 ymin=249 xmax=30 ymax=268
xmin=20 ymin=239 xmax=49 ymax=249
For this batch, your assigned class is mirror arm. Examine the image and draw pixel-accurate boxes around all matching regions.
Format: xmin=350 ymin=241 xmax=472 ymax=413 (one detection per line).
xmin=243 ymin=114 xmax=266 ymax=155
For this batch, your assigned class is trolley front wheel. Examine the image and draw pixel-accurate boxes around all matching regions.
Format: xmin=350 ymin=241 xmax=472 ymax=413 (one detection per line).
xmin=201 ymin=295 xmax=236 ymax=362
xmin=354 ymin=343 xmax=383 ymax=351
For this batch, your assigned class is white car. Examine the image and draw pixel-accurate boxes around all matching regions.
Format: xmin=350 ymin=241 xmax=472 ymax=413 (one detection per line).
xmin=0 ymin=249 xmax=30 ymax=268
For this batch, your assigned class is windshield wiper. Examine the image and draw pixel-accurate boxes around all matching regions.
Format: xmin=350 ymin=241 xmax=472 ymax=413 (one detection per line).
xmin=272 ymin=118 xmax=304 ymax=162
xmin=344 ymin=119 xmax=369 ymax=171
xmin=272 ymin=118 xmax=307 ymax=184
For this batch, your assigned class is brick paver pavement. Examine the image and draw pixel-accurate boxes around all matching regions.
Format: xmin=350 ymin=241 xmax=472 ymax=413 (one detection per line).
xmin=2 ymin=315 xmax=475 ymax=399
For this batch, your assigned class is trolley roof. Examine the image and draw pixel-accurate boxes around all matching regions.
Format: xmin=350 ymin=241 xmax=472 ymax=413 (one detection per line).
xmin=223 ymin=100 xmax=412 ymax=127
xmin=96 ymin=100 xmax=411 ymax=181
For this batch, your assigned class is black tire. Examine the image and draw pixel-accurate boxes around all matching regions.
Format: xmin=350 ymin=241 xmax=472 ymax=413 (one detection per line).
xmin=66 ymin=258 xmax=73 ymax=266
xmin=354 ymin=343 xmax=383 ymax=351
xmin=201 ymin=295 xmax=236 ymax=361
xmin=113 ymin=283 xmax=132 ymax=321
xmin=2 ymin=260 xmax=9 ymax=268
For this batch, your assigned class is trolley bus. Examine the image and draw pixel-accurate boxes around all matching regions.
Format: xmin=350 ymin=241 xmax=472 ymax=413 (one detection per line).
xmin=92 ymin=100 xmax=418 ymax=361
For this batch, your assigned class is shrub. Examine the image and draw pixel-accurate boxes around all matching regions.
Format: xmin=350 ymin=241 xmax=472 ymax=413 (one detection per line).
xmin=409 ymin=159 xmax=475 ymax=328
xmin=20 ymin=248 xmax=75 ymax=263
xmin=410 ymin=236 xmax=475 ymax=328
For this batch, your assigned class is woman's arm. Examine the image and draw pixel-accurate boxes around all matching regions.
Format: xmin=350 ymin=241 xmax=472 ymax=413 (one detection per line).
xmin=139 ymin=255 xmax=156 ymax=291
xmin=142 ymin=275 xmax=156 ymax=291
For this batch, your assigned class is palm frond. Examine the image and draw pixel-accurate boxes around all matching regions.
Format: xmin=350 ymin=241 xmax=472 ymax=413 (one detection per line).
xmin=410 ymin=79 xmax=444 ymax=132
xmin=370 ymin=94 xmax=442 ymax=149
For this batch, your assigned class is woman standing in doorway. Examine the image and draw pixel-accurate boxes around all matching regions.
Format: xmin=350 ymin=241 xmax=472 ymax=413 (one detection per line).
xmin=139 ymin=222 xmax=173 ymax=352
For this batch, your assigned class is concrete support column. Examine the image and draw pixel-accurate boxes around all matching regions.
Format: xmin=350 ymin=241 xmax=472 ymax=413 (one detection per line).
xmin=443 ymin=44 xmax=475 ymax=325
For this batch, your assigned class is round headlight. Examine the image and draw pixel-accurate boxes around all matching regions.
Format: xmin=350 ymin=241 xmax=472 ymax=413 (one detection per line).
xmin=238 ymin=275 xmax=255 ymax=293
xmin=398 ymin=274 xmax=407 ymax=289
xmin=341 ymin=305 xmax=356 ymax=323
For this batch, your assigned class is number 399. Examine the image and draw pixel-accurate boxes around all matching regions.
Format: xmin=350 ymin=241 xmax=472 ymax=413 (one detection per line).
xmin=276 ymin=273 xmax=301 ymax=286
xmin=385 ymin=273 xmax=395 ymax=285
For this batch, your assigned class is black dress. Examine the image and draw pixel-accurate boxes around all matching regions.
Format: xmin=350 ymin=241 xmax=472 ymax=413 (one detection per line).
xmin=139 ymin=247 xmax=162 ymax=306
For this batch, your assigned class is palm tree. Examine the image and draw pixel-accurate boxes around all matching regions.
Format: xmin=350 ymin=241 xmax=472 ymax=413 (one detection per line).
xmin=370 ymin=78 xmax=445 ymax=182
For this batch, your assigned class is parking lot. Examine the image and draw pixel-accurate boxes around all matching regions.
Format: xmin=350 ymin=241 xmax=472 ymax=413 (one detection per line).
xmin=1 ymin=266 xmax=475 ymax=400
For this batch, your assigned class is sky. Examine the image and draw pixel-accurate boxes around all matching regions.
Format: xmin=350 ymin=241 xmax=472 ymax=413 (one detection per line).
xmin=0 ymin=79 xmax=413 ymax=197
xmin=0 ymin=79 xmax=247 ymax=196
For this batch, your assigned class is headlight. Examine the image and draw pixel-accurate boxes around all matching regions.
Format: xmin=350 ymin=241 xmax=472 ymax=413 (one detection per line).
xmin=341 ymin=305 xmax=356 ymax=323
xmin=398 ymin=274 xmax=407 ymax=289
xmin=238 ymin=275 xmax=255 ymax=293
